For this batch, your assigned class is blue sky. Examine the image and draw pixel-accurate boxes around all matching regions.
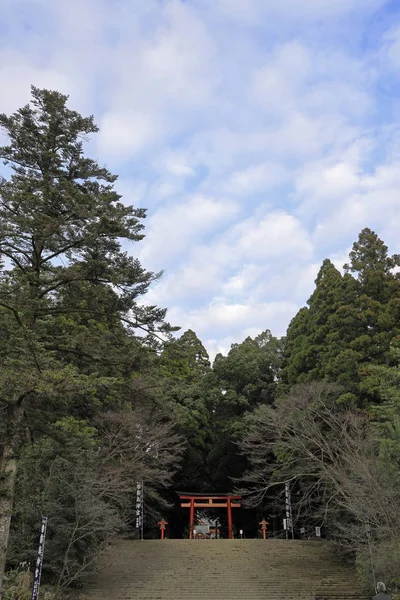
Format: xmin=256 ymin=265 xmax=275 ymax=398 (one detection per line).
xmin=2 ymin=0 xmax=400 ymax=358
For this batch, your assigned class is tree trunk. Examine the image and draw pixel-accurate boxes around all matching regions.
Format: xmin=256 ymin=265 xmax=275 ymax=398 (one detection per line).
xmin=0 ymin=404 xmax=24 ymax=600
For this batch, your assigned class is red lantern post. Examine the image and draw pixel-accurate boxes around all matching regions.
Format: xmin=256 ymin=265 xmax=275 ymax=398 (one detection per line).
xmin=259 ymin=519 xmax=269 ymax=540
xmin=158 ymin=519 xmax=168 ymax=540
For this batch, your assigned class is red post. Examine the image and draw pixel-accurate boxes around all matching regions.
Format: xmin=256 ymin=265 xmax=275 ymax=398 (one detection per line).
xmin=189 ymin=498 xmax=195 ymax=539
xmin=259 ymin=519 xmax=269 ymax=540
xmin=227 ymin=497 xmax=233 ymax=539
xmin=158 ymin=519 xmax=168 ymax=540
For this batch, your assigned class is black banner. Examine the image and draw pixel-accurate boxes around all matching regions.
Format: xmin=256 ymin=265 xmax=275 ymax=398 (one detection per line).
xmin=31 ymin=516 xmax=47 ymax=600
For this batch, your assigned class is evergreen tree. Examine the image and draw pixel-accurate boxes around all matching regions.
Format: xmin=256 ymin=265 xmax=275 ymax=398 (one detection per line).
xmin=160 ymin=329 xmax=210 ymax=381
xmin=160 ymin=330 xmax=213 ymax=491
xmin=0 ymin=87 xmax=173 ymax=592
xmin=344 ymin=227 xmax=400 ymax=300
xmin=281 ymin=260 xmax=345 ymax=386
xmin=281 ymin=229 xmax=400 ymax=405
xmin=207 ymin=330 xmax=283 ymax=490
xmin=213 ymin=330 xmax=282 ymax=409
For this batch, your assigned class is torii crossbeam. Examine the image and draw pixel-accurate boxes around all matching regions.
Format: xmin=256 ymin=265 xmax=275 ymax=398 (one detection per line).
xmin=178 ymin=493 xmax=242 ymax=539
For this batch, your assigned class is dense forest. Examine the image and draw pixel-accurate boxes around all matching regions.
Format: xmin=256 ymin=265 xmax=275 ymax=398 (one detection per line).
xmin=1 ymin=88 xmax=400 ymax=598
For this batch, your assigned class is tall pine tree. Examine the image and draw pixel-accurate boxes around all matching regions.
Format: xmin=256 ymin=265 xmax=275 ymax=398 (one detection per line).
xmin=0 ymin=87 xmax=173 ymax=592
xmin=282 ymin=229 xmax=400 ymax=405
xmin=208 ymin=330 xmax=283 ymax=490
xmin=160 ymin=330 xmax=212 ymax=491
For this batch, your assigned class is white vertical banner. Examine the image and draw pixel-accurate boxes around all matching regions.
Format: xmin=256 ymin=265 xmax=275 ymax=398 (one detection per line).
xmin=31 ymin=516 xmax=47 ymax=600
xmin=285 ymin=481 xmax=294 ymax=539
xmin=136 ymin=481 xmax=144 ymax=539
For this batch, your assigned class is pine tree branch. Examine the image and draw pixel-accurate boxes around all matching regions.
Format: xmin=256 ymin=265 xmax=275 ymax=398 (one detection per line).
xmin=0 ymin=157 xmax=42 ymax=173
xmin=0 ymin=301 xmax=23 ymax=326
xmin=0 ymin=200 xmax=20 ymax=217
xmin=38 ymin=277 xmax=111 ymax=299
xmin=40 ymin=238 xmax=89 ymax=264
xmin=1 ymin=243 xmax=31 ymax=262
xmin=15 ymin=389 xmax=35 ymax=407
xmin=0 ymin=249 xmax=27 ymax=273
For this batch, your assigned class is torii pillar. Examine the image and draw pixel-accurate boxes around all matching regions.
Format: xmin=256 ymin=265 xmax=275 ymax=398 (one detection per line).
xmin=227 ymin=496 xmax=233 ymax=540
xmin=189 ymin=498 xmax=195 ymax=539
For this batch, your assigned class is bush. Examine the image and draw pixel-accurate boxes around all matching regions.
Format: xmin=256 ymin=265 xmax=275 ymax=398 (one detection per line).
xmin=4 ymin=565 xmax=31 ymax=600
xmin=356 ymin=539 xmax=400 ymax=594
xmin=8 ymin=419 xmax=122 ymax=590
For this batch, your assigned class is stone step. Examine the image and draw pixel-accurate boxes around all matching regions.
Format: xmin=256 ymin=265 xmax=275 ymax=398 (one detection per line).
xmin=83 ymin=539 xmax=365 ymax=600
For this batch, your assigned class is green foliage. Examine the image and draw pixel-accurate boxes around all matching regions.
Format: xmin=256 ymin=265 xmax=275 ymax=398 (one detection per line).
xmin=206 ymin=330 xmax=284 ymax=491
xmin=9 ymin=407 xmax=183 ymax=588
xmin=356 ymin=540 xmax=400 ymax=593
xmin=159 ymin=330 xmax=213 ymax=490
xmin=4 ymin=85 xmax=400 ymax=594
xmin=281 ymin=229 xmax=400 ymax=405
xmin=4 ymin=565 xmax=31 ymax=600
xmin=160 ymin=329 xmax=212 ymax=457
xmin=0 ymin=87 xmax=175 ymax=450
xmin=213 ymin=330 xmax=283 ymax=413
xmin=369 ymin=344 xmax=400 ymax=480
xmin=8 ymin=418 xmax=121 ymax=589
xmin=0 ymin=86 xmax=179 ymax=594
xmin=160 ymin=329 xmax=210 ymax=380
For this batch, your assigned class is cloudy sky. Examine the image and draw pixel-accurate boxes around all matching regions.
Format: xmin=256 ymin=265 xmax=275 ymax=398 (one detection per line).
xmin=2 ymin=0 xmax=400 ymax=358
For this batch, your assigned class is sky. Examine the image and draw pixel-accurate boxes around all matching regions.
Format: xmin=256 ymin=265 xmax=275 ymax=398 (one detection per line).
xmin=2 ymin=0 xmax=400 ymax=358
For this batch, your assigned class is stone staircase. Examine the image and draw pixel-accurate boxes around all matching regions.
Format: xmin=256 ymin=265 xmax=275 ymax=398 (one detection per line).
xmin=83 ymin=539 xmax=367 ymax=600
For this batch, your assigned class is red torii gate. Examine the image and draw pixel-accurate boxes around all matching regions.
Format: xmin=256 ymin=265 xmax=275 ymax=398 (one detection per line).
xmin=178 ymin=493 xmax=242 ymax=540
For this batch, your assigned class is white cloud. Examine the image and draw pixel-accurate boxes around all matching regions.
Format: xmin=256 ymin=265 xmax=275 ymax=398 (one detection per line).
xmin=146 ymin=180 xmax=186 ymax=205
xmin=221 ymin=264 xmax=266 ymax=296
xmin=150 ymin=151 xmax=197 ymax=182
xmin=235 ymin=211 xmax=313 ymax=262
xmin=252 ymin=42 xmax=311 ymax=113
xmin=223 ymin=162 xmax=287 ymax=195
xmin=143 ymin=209 xmax=314 ymax=331
xmin=169 ymin=299 xmax=298 ymax=337
xmin=312 ymin=159 xmax=400 ymax=246
xmin=295 ymin=161 xmax=362 ymax=218
xmin=0 ymin=51 xmax=76 ymax=114
xmin=329 ymin=249 xmax=352 ymax=274
xmin=96 ymin=1 xmax=218 ymax=159
xmin=139 ymin=195 xmax=240 ymax=269
xmin=146 ymin=260 xmax=223 ymax=305
xmin=248 ymin=262 xmax=321 ymax=304
xmin=116 ymin=179 xmax=148 ymax=208
xmin=163 ymin=155 xmax=196 ymax=178
xmin=98 ymin=111 xmax=163 ymax=159
xmin=2 ymin=0 xmax=400 ymax=358
xmin=166 ymin=296 xmax=298 ymax=360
